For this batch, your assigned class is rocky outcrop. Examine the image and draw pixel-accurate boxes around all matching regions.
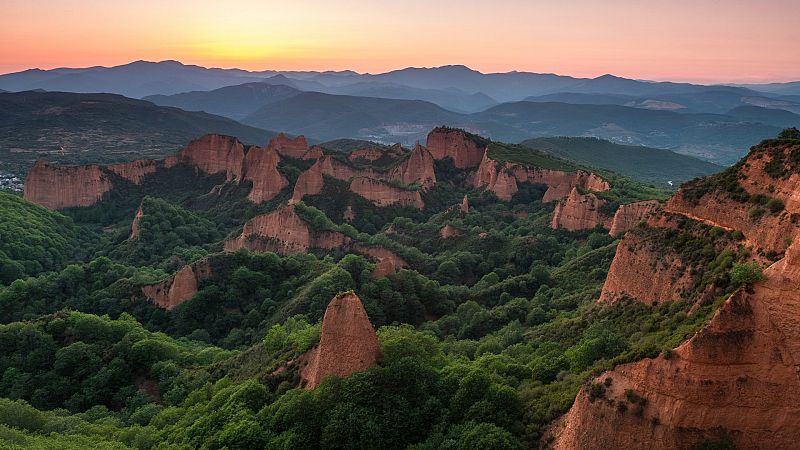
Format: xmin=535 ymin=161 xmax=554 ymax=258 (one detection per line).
xmin=473 ymin=153 xmax=610 ymax=202
xmin=224 ymin=205 xmax=351 ymax=254
xmin=439 ymin=225 xmax=463 ymax=239
xmin=608 ymin=200 xmax=660 ymax=236
xmin=267 ymin=133 xmax=318 ymax=160
xmin=242 ymin=145 xmax=288 ymax=203
xmin=347 ymin=146 xmax=403 ymax=162
xmin=129 ymin=203 xmax=144 ymax=240
xmin=353 ymin=244 xmax=408 ymax=277
xmin=291 ymin=144 xmax=435 ymax=206
xmin=23 ymin=160 xmax=113 ymax=209
xmin=550 ymin=187 xmax=610 ymax=231
xmin=107 ymin=159 xmax=158 ymax=184
xmin=460 ymin=195 xmax=469 ymax=214
xmin=472 ymin=153 xmax=519 ymax=201
xmin=349 ymin=178 xmax=424 ymax=209
xmin=300 ymin=292 xmax=380 ymax=389
xmin=599 ymin=231 xmax=696 ymax=305
xmin=140 ymin=259 xmax=212 ymax=310
xmin=386 ymin=142 xmax=436 ymax=188
xmin=165 ymin=134 xmax=246 ymax=181
xmin=552 ymin=239 xmax=800 ymax=450
xmin=425 ymin=127 xmax=486 ymax=169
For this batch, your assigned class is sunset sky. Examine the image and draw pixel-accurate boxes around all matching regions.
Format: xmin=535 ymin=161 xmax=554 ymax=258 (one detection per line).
xmin=1 ymin=0 xmax=798 ymax=83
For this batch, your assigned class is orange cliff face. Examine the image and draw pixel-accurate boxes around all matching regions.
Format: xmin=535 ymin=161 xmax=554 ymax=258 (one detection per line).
xmin=608 ymin=200 xmax=660 ymax=236
xmin=664 ymin=141 xmax=800 ymax=255
xmin=129 ymin=202 xmax=144 ymax=240
xmin=242 ymin=145 xmax=289 ymax=203
xmin=472 ymin=152 xmax=610 ymax=202
xmin=349 ymin=177 xmax=424 ymax=209
xmin=386 ymin=142 xmax=436 ymax=188
xmin=165 ymin=134 xmax=246 ymax=181
xmin=425 ymin=127 xmax=486 ymax=169
xmin=550 ymin=187 xmax=610 ymax=231
xmin=300 ymin=292 xmax=380 ymax=389
xmin=599 ymin=227 xmax=697 ymax=305
xmin=552 ymin=239 xmax=800 ymax=450
xmin=139 ymin=259 xmax=212 ymax=310
xmin=107 ymin=159 xmax=158 ymax=184
xmin=267 ymin=133 xmax=319 ymax=160
xmin=24 ymin=160 xmax=113 ymax=209
xmin=224 ymin=204 xmax=351 ymax=254
xmin=291 ymin=144 xmax=434 ymax=206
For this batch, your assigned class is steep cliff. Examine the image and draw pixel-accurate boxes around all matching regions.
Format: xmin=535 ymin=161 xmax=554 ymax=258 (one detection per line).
xmin=550 ymin=187 xmax=610 ymax=231
xmin=129 ymin=203 xmax=144 ymax=240
xmin=473 ymin=153 xmax=610 ymax=202
xmin=300 ymin=292 xmax=380 ymax=389
xmin=242 ymin=145 xmax=289 ymax=203
xmin=23 ymin=160 xmax=113 ymax=209
xmin=608 ymin=200 xmax=660 ymax=236
xmin=139 ymin=259 xmax=212 ymax=310
xmin=425 ymin=127 xmax=486 ymax=169
xmin=165 ymin=134 xmax=246 ymax=181
xmin=224 ymin=205 xmax=351 ymax=254
xmin=552 ymin=239 xmax=800 ymax=450
xmin=107 ymin=159 xmax=158 ymax=184
xmin=267 ymin=133 xmax=318 ymax=160
xmin=386 ymin=142 xmax=437 ymax=188
xmin=349 ymin=178 xmax=424 ymax=209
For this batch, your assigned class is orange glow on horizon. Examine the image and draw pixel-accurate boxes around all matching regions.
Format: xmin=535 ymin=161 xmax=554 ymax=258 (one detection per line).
xmin=1 ymin=0 xmax=798 ymax=84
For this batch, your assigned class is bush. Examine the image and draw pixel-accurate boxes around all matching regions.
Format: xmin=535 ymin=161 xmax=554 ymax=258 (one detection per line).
xmin=778 ymin=127 xmax=800 ymax=140
xmin=730 ymin=262 xmax=764 ymax=286
xmin=766 ymin=198 xmax=784 ymax=214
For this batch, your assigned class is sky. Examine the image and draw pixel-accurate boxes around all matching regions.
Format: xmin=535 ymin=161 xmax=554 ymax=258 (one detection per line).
xmin=1 ymin=0 xmax=798 ymax=83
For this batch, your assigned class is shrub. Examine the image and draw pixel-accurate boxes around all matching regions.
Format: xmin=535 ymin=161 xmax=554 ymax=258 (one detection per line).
xmin=766 ymin=198 xmax=784 ymax=214
xmin=730 ymin=262 xmax=764 ymax=286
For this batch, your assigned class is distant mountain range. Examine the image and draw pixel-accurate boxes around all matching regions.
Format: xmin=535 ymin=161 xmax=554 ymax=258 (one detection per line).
xmin=0 ymin=90 xmax=274 ymax=174
xmin=1 ymin=60 xmax=799 ymax=165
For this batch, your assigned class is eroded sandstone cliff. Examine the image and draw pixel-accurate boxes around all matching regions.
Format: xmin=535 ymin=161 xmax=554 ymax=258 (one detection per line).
xmin=24 ymin=160 xmax=113 ymax=209
xmin=300 ymin=292 xmax=380 ymax=389
xmin=552 ymin=239 xmax=800 ymax=450
xmin=608 ymin=200 xmax=660 ymax=236
xmin=140 ymin=259 xmax=212 ymax=310
xmin=550 ymin=187 xmax=610 ymax=231
xmin=425 ymin=127 xmax=486 ymax=169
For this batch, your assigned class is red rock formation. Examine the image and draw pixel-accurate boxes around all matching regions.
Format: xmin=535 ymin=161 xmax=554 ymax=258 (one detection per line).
xmin=140 ymin=259 xmax=212 ymax=310
xmin=425 ymin=127 xmax=486 ymax=169
xmin=552 ymin=239 xmax=800 ymax=450
xmin=23 ymin=160 xmax=113 ymax=209
xmin=224 ymin=205 xmax=351 ymax=254
xmin=107 ymin=159 xmax=158 ymax=184
xmin=353 ymin=244 xmax=408 ymax=277
xmin=599 ymin=232 xmax=696 ymax=305
xmin=472 ymin=153 xmax=519 ymax=201
xmin=386 ymin=142 xmax=436 ymax=188
xmin=550 ymin=187 xmax=610 ymax=231
xmin=129 ymin=203 xmax=144 ymax=240
xmin=267 ymin=133 xmax=317 ymax=159
xmin=300 ymin=292 xmax=380 ymax=389
xmin=473 ymin=153 xmax=609 ymax=202
xmin=439 ymin=224 xmax=463 ymax=239
xmin=348 ymin=147 xmax=388 ymax=162
xmin=460 ymin=195 xmax=469 ymax=214
xmin=349 ymin=177 xmax=424 ymax=209
xmin=165 ymin=134 xmax=246 ymax=181
xmin=242 ymin=145 xmax=288 ymax=203
xmin=608 ymin=200 xmax=660 ymax=236
xmin=291 ymin=159 xmax=325 ymax=203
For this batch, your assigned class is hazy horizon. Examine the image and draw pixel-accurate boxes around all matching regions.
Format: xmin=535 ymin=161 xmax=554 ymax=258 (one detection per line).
xmin=2 ymin=0 xmax=799 ymax=84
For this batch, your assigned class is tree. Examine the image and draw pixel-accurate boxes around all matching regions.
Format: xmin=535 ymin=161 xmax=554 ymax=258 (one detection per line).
xmin=730 ymin=262 xmax=764 ymax=286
